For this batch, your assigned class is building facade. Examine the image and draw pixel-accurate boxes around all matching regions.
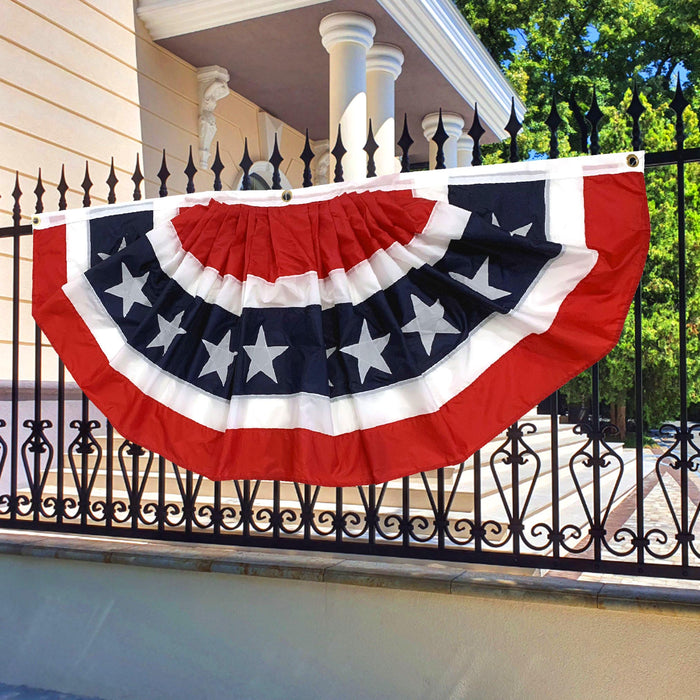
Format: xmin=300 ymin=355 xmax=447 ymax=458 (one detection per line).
xmin=1 ymin=0 xmax=522 ymax=383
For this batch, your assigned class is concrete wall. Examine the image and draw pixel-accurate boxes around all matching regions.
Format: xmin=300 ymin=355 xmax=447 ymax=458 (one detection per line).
xmin=0 ymin=0 xmax=306 ymax=381
xmin=0 ymin=553 xmax=698 ymax=700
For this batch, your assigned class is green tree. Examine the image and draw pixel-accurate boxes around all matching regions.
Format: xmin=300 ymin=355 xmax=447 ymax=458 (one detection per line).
xmin=457 ymin=1 xmax=700 ymax=431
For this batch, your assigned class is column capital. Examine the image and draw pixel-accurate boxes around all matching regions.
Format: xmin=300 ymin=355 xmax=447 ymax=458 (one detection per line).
xmin=457 ymin=132 xmax=474 ymax=167
xmin=319 ymin=12 xmax=376 ymax=52
xmin=421 ymin=111 xmax=465 ymax=140
xmin=367 ymin=43 xmax=404 ymax=80
xmin=458 ymin=132 xmax=473 ymax=149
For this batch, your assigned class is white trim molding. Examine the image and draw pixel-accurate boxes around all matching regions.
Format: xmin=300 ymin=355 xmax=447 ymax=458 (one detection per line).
xmin=377 ymin=0 xmax=524 ymax=139
xmin=137 ymin=0 xmax=334 ymax=40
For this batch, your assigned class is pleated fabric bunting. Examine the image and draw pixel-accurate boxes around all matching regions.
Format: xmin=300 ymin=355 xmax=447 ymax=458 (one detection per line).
xmin=32 ymin=152 xmax=650 ymax=486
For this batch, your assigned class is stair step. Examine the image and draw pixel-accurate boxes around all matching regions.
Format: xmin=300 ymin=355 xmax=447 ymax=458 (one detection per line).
xmin=480 ymin=448 xmax=639 ymax=520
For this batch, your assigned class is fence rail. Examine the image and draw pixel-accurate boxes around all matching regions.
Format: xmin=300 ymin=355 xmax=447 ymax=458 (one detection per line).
xmin=2 ymin=84 xmax=700 ymax=580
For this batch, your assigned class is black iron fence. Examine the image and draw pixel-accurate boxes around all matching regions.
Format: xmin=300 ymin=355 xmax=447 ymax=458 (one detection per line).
xmin=2 ymin=85 xmax=700 ymax=580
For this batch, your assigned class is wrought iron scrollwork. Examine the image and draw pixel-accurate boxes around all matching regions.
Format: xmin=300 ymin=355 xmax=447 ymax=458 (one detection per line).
xmin=487 ymin=422 xmax=544 ymax=550
xmin=20 ymin=418 xmax=54 ymax=517
xmin=315 ymin=503 xmax=343 ymax=538
xmin=0 ymin=419 xmax=8 ymax=515
xmin=561 ymin=421 xmax=625 ymax=555
xmin=443 ymin=463 xmax=476 ymax=546
xmin=66 ymin=418 xmax=103 ymax=521
xmin=146 ymin=462 xmax=186 ymax=528
xmin=337 ymin=504 xmax=364 ymax=539
xmin=646 ymin=423 xmax=700 ymax=561
xmin=115 ymin=439 xmax=155 ymax=526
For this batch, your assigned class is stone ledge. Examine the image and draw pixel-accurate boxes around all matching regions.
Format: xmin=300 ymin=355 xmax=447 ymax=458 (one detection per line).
xmin=0 ymin=380 xmax=84 ymax=401
xmin=0 ymin=529 xmax=699 ymax=617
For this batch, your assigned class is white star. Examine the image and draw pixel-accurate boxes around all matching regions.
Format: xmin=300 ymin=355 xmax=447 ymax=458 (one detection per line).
xmin=490 ymin=212 xmax=532 ymax=238
xmin=147 ymin=311 xmax=187 ymax=354
xmin=98 ymin=237 xmax=126 ymax=260
xmin=401 ymin=295 xmax=459 ymax=355
xmin=199 ymin=329 xmax=237 ymax=385
xmin=450 ymin=258 xmax=510 ymax=301
xmin=341 ymin=320 xmax=391 ymax=383
xmin=510 ymin=222 xmax=532 ymax=237
xmin=325 ymin=348 xmax=337 ymax=387
xmin=105 ymin=262 xmax=152 ymax=316
xmin=243 ymin=326 xmax=288 ymax=383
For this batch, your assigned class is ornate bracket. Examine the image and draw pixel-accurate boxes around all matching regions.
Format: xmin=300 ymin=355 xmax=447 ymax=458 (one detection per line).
xmin=197 ymin=65 xmax=230 ymax=170
xmin=311 ymin=138 xmax=330 ymax=185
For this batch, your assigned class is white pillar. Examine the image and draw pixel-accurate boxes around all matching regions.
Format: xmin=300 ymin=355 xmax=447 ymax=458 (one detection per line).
xmin=319 ymin=12 xmax=376 ymax=182
xmin=457 ymin=132 xmax=474 ymax=167
xmin=366 ymin=43 xmax=404 ymax=176
xmin=421 ymin=112 xmax=465 ymax=169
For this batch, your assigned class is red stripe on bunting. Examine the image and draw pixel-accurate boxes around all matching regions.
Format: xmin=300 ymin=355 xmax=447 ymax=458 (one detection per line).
xmin=32 ymin=222 xmax=67 ymax=314
xmin=173 ymin=190 xmax=437 ymax=281
xmin=32 ymin=172 xmax=648 ymax=486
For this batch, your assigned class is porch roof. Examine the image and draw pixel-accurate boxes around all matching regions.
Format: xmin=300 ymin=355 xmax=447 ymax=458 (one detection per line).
xmin=137 ymin=0 xmax=524 ymax=161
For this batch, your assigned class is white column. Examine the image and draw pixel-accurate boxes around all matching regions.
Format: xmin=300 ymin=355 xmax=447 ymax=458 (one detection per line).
xmin=457 ymin=132 xmax=474 ymax=167
xmin=319 ymin=12 xmax=376 ymax=182
xmin=366 ymin=43 xmax=404 ymax=176
xmin=421 ymin=112 xmax=465 ymax=169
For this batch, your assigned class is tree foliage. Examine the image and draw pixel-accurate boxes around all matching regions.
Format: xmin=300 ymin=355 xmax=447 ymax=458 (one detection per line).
xmin=457 ymin=0 xmax=700 ymax=427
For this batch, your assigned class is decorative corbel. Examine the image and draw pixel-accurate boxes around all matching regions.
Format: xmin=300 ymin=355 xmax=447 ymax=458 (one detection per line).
xmin=197 ymin=65 xmax=230 ymax=170
xmin=312 ymin=138 xmax=330 ymax=185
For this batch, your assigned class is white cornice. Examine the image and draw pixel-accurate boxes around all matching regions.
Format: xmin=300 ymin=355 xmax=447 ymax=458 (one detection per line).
xmin=137 ymin=0 xmax=333 ymax=40
xmin=376 ymin=0 xmax=524 ymax=139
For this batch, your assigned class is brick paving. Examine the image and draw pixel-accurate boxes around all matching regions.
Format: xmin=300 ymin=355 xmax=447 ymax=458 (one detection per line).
xmin=545 ymin=449 xmax=700 ymax=590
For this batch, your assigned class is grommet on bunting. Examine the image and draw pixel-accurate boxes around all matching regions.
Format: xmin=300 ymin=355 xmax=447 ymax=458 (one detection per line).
xmin=282 ymin=190 xmax=292 ymax=202
xmin=627 ymin=153 xmax=639 ymax=168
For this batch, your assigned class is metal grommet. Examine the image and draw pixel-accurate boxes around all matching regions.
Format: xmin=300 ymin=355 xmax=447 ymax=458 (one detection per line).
xmin=282 ymin=190 xmax=292 ymax=203
xmin=626 ymin=153 xmax=639 ymax=168
xmin=32 ymin=216 xmax=40 ymax=225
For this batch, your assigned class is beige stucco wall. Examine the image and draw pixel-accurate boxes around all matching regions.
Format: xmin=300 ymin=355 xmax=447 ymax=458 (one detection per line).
xmin=0 ymin=0 xmax=306 ymax=381
xmin=0 ymin=553 xmax=698 ymax=699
